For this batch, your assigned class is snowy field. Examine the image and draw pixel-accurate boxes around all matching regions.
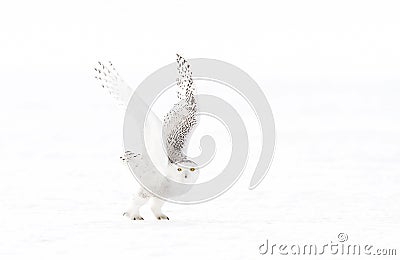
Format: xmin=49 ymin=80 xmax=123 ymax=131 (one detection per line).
xmin=1 ymin=1 xmax=400 ymax=259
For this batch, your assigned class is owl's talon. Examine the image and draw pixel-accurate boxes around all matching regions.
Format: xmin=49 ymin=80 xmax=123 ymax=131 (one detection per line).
xmin=156 ymin=215 xmax=169 ymax=220
xmin=124 ymin=212 xmax=144 ymax=220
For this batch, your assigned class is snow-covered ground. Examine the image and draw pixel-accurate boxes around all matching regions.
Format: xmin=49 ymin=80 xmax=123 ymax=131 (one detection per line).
xmin=1 ymin=1 xmax=400 ymax=259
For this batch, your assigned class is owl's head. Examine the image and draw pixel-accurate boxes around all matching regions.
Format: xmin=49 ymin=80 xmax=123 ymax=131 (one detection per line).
xmin=168 ymin=159 xmax=199 ymax=183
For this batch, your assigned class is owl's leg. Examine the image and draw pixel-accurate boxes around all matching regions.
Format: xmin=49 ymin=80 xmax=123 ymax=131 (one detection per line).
xmin=123 ymin=188 xmax=150 ymax=220
xmin=150 ymin=197 xmax=169 ymax=220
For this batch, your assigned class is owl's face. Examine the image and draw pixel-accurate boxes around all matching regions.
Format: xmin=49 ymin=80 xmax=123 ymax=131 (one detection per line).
xmin=168 ymin=159 xmax=199 ymax=183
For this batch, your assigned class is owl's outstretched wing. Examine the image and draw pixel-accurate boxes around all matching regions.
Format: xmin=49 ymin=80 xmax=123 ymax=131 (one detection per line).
xmin=94 ymin=61 xmax=166 ymax=170
xmin=176 ymin=54 xmax=196 ymax=105
xmin=94 ymin=61 xmax=133 ymax=107
xmin=162 ymin=54 xmax=198 ymax=163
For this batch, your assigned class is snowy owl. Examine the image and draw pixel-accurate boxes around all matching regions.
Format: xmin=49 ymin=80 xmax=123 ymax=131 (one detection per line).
xmin=94 ymin=54 xmax=199 ymax=220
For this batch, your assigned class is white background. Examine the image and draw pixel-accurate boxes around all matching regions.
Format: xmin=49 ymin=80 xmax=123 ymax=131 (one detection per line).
xmin=1 ymin=0 xmax=399 ymax=259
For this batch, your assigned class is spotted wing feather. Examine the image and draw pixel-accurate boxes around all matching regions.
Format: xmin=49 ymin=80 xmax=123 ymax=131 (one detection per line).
xmin=94 ymin=61 xmax=133 ymax=107
xmin=163 ymin=54 xmax=198 ymax=163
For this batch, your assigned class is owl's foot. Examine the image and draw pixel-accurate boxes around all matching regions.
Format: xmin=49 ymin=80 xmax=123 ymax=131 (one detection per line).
xmin=150 ymin=197 xmax=168 ymax=220
xmin=123 ymin=212 xmax=144 ymax=220
xmin=156 ymin=214 xmax=169 ymax=220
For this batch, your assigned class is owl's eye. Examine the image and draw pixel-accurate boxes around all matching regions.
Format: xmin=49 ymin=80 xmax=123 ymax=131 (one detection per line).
xmin=177 ymin=168 xmax=182 ymax=172
xmin=190 ymin=168 xmax=195 ymax=171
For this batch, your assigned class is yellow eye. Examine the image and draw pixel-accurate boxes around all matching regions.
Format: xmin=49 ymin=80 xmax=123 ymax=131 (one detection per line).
xmin=177 ymin=168 xmax=182 ymax=171
xmin=190 ymin=168 xmax=195 ymax=171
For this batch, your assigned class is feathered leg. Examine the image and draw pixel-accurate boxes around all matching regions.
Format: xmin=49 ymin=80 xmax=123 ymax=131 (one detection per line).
xmin=123 ymin=188 xmax=150 ymax=220
xmin=150 ymin=197 xmax=169 ymax=220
